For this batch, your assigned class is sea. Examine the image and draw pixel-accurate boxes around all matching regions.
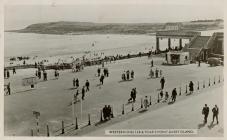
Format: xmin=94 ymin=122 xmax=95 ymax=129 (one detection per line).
xmin=4 ymin=29 xmax=223 ymax=67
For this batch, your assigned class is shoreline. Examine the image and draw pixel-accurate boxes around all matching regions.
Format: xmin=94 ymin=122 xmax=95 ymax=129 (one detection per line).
xmin=5 ymin=27 xmax=223 ymax=36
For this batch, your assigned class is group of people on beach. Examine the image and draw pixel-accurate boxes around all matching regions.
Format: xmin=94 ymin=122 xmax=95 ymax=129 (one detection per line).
xmin=102 ymin=105 xmax=113 ymax=121
xmin=72 ymin=79 xmax=90 ymax=100
xmin=122 ymin=70 xmax=134 ymax=81
xmin=149 ymin=67 xmax=162 ymax=78
xmin=97 ymin=67 xmax=109 ymax=77
xmin=4 ymin=69 xmax=11 ymax=79
xmin=35 ymin=68 xmax=48 ymax=81
xmin=128 ymin=88 xmax=137 ymax=103
xmin=202 ymin=104 xmax=219 ymax=125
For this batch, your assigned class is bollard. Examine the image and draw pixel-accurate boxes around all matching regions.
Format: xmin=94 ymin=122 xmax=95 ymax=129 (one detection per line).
xmin=31 ymin=129 xmax=33 ymax=136
xmin=61 ymin=120 xmax=64 ymax=134
xmin=185 ymin=85 xmax=187 ymax=94
xmin=141 ymin=98 xmax=143 ymax=108
xmin=197 ymin=81 xmax=199 ymax=90
xmin=122 ymin=104 xmax=125 ymax=115
xmin=88 ymin=114 xmax=91 ymax=125
xmin=131 ymin=102 xmax=134 ymax=111
xmin=75 ymin=117 xmax=78 ymax=129
xmin=209 ymin=78 xmax=210 ymax=87
xmin=214 ymin=77 xmax=215 ymax=85
xmin=179 ymin=87 xmax=181 ymax=96
xmin=47 ymin=125 xmax=50 ymax=137
xmin=149 ymin=96 xmax=152 ymax=105
xmin=203 ymin=80 xmax=205 ymax=88
xmin=219 ymin=75 xmax=220 ymax=83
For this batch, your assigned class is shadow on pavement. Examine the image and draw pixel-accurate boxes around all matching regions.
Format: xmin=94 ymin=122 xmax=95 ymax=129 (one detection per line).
xmin=198 ymin=122 xmax=206 ymax=129
xmin=208 ymin=121 xmax=218 ymax=130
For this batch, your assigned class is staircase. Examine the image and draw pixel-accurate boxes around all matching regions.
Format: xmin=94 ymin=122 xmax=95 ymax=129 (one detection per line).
xmin=183 ymin=36 xmax=210 ymax=61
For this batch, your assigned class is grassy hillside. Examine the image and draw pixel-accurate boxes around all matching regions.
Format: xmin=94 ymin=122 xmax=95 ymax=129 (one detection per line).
xmin=7 ymin=20 xmax=223 ymax=35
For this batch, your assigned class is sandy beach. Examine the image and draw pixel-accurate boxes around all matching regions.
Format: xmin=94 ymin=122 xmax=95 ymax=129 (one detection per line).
xmin=4 ymin=56 xmax=223 ymax=136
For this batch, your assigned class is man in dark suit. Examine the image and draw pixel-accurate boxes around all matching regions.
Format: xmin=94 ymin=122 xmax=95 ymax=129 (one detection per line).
xmin=212 ymin=105 xmax=219 ymax=124
xmin=202 ymin=104 xmax=209 ymax=124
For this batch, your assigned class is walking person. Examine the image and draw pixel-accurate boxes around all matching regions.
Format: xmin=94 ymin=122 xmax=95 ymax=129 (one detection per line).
xmin=160 ymin=77 xmax=165 ymax=90
xmin=128 ymin=89 xmax=134 ymax=103
xmin=171 ymin=88 xmax=177 ymax=103
xmin=13 ymin=67 xmax=16 ymax=74
xmin=97 ymin=68 xmax=101 ymax=77
xmin=54 ymin=69 xmax=58 ymax=79
xmin=4 ymin=69 xmax=6 ymax=79
xmin=131 ymin=70 xmax=134 ymax=79
xmin=144 ymin=96 xmax=149 ymax=109
xmin=7 ymin=70 xmax=10 ymax=79
xmin=7 ymin=83 xmax=11 ymax=95
xmin=73 ymin=78 xmax=76 ymax=87
xmin=132 ymin=88 xmax=137 ymax=102
xmin=126 ymin=70 xmax=130 ymax=80
xmin=202 ymin=104 xmax=209 ymax=124
xmin=43 ymin=70 xmax=47 ymax=81
xmin=38 ymin=70 xmax=41 ymax=79
xmin=189 ymin=81 xmax=194 ymax=94
xmin=100 ymin=74 xmax=105 ymax=85
xmin=160 ymin=70 xmax=162 ymax=77
xmin=81 ymin=86 xmax=85 ymax=100
xmin=85 ymin=80 xmax=90 ymax=92
xmin=76 ymin=78 xmax=79 ymax=88
xmin=155 ymin=68 xmax=159 ymax=78
xmin=164 ymin=92 xmax=169 ymax=102
xmin=212 ymin=105 xmax=219 ymax=124
xmin=151 ymin=59 xmax=154 ymax=67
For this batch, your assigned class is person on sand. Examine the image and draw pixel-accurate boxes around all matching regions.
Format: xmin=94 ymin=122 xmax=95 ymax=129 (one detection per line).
xmin=212 ymin=105 xmax=219 ymax=124
xmin=38 ymin=70 xmax=41 ymax=79
xmin=97 ymin=68 xmax=101 ymax=77
xmin=7 ymin=70 xmax=10 ymax=79
xmin=7 ymin=83 xmax=11 ymax=95
xmin=128 ymin=89 xmax=134 ymax=103
xmin=144 ymin=96 xmax=149 ymax=109
xmin=100 ymin=74 xmax=105 ymax=85
xmin=202 ymin=104 xmax=209 ymax=124
xmin=160 ymin=77 xmax=165 ymax=90
xmin=155 ymin=68 xmax=159 ymax=78
xmin=43 ymin=70 xmax=47 ymax=81
xmin=54 ymin=69 xmax=58 ymax=79
xmin=107 ymin=105 xmax=112 ymax=120
xmin=73 ymin=78 xmax=76 ymax=87
xmin=160 ymin=70 xmax=162 ymax=77
xmin=171 ymin=88 xmax=177 ymax=103
xmin=13 ymin=67 xmax=16 ymax=74
xmin=103 ymin=105 xmax=108 ymax=121
xmin=126 ymin=70 xmax=130 ymax=80
xmin=4 ymin=69 xmax=6 ymax=79
xmin=76 ymin=78 xmax=79 ymax=88
xmin=131 ymin=70 xmax=134 ymax=79
xmin=160 ymin=90 xmax=164 ymax=99
xmin=35 ymin=70 xmax=38 ymax=77
xmin=189 ymin=81 xmax=194 ymax=94
xmin=151 ymin=59 xmax=154 ymax=67
xmin=81 ymin=86 xmax=85 ymax=100
xmin=132 ymin=88 xmax=137 ymax=102
xmin=85 ymin=80 xmax=90 ymax=92
xmin=164 ymin=92 xmax=169 ymax=102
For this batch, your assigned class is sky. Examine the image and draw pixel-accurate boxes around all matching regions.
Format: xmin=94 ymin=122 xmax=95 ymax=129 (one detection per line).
xmin=4 ymin=0 xmax=224 ymax=30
